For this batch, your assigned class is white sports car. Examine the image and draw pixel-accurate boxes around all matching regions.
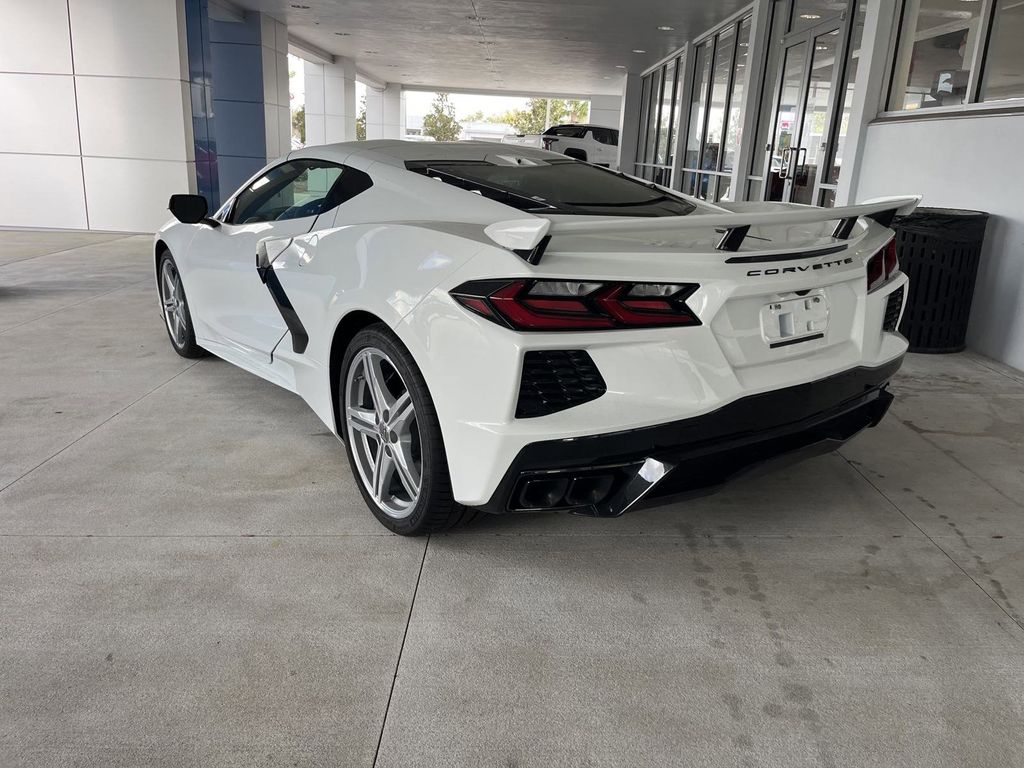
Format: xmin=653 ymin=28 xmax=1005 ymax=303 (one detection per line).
xmin=155 ymin=140 xmax=917 ymax=535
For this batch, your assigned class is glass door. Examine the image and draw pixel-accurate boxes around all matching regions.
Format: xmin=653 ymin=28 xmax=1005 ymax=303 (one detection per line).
xmin=762 ymin=18 xmax=846 ymax=205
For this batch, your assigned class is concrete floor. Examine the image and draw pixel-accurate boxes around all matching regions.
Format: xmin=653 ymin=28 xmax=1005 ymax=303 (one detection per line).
xmin=1 ymin=229 xmax=1022 ymax=768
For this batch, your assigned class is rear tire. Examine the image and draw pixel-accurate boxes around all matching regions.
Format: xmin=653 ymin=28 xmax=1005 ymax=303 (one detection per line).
xmin=340 ymin=324 xmax=477 ymax=535
xmin=157 ymin=250 xmax=205 ymax=359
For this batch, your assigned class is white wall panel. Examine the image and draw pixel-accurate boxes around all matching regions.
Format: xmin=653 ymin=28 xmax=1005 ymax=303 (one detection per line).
xmin=0 ymin=0 xmax=73 ymax=74
xmin=0 ymin=74 xmax=80 ymax=155
xmin=0 ymin=154 xmax=87 ymax=229
xmin=856 ymin=115 xmax=1024 ymax=371
xmin=274 ymin=20 xmax=289 ymax=55
xmin=278 ymin=106 xmax=291 ymax=154
xmin=69 ymin=0 xmax=185 ymax=80
xmin=83 ymin=157 xmax=192 ymax=232
xmin=264 ymin=103 xmax=280 ymax=159
xmin=261 ymin=47 xmax=278 ymax=106
xmin=76 ymin=77 xmax=191 ymax=161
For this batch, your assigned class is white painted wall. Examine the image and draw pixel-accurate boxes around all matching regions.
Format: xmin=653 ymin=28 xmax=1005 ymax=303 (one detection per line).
xmin=0 ymin=0 xmax=194 ymax=232
xmin=365 ymin=84 xmax=402 ymax=140
xmin=854 ymin=114 xmax=1024 ymax=370
xmin=304 ymin=57 xmax=357 ymax=144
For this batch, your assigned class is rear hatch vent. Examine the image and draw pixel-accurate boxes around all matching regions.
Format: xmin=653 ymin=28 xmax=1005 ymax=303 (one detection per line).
xmin=883 ymin=286 xmax=904 ymax=332
xmin=516 ymin=350 xmax=606 ymax=418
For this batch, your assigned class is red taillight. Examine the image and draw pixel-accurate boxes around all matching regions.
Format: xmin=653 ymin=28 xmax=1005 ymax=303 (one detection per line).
xmin=867 ymin=238 xmax=899 ymax=292
xmin=451 ymin=279 xmax=701 ymax=331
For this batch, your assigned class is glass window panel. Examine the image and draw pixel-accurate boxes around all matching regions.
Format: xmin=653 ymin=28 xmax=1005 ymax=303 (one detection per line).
xmin=636 ymin=75 xmax=651 ymax=164
xmin=747 ymin=179 xmax=763 ymax=201
xmin=716 ymin=174 xmax=733 ymax=202
xmin=981 ymin=0 xmax=1024 ymax=103
xmin=645 ymin=68 xmax=663 ymax=165
xmin=790 ymin=1 xmax=843 ymax=33
xmin=704 ymin=26 xmax=735 ymax=174
xmin=767 ymin=41 xmax=808 ymax=201
xmin=828 ymin=3 xmax=866 ymax=185
xmin=792 ymin=29 xmax=838 ymax=204
xmin=819 ymin=187 xmax=837 ymax=207
xmin=685 ymin=42 xmax=712 ymax=169
xmin=667 ymin=55 xmax=684 ymax=166
xmin=657 ymin=59 xmax=678 ymax=165
xmin=723 ymin=18 xmax=752 ymax=175
xmin=748 ymin=0 xmax=789 ymax=179
xmin=888 ymin=0 xmax=984 ymax=110
xmin=681 ymin=171 xmax=698 ymax=195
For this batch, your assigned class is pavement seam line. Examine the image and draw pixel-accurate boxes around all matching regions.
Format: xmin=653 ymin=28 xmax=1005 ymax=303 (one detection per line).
xmin=0 ymin=235 xmax=133 ymax=269
xmin=0 ymin=359 xmax=202 ymax=496
xmin=372 ymin=534 xmax=430 ymax=767
xmin=0 ymin=278 xmax=152 ymax=336
xmin=838 ymin=451 xmax=1024 ymax=636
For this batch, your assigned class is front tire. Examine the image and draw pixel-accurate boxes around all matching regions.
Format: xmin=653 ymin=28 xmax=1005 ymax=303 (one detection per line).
xmin=340 ymin=324 xmax=476 ymax=535
xmin=157 ymin=250 xmax=204 ymax=359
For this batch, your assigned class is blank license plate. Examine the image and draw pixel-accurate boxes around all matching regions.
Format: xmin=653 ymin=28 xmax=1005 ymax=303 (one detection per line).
xmin=761 ymin=294 xmax=828 ymax=348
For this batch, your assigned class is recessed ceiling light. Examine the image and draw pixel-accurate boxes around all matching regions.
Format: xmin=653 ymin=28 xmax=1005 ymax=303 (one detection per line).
xmin=602 ymin=76 xmax=612 ymax=79
xmin=632 ymin=49 xmax=646 ymax=54
xmin=816 ymin=45 xmax=829 ymax=50
xmin=615 ymin=64 xmax=627 ymax=69
xmin=800 ymin=13 xmax=821 ymax=19
xmin=739 ymin=42 xmax=749 ymax=47
xmin=657 ymin=25 xmax=674 ymax=31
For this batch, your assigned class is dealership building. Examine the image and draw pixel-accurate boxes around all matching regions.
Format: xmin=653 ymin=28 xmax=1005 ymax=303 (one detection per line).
xmin=2 ymin=0 xmax=1020 ymax=368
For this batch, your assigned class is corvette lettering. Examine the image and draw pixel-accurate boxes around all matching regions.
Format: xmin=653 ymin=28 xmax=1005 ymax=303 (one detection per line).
xmin=747 ymin=257 xmax=854 ymax=276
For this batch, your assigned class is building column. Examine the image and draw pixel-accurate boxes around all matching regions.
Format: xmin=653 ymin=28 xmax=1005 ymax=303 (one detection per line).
xmin=207 ymin=8 xmax=289 ymax=201
xmin=0 ymin=0 xmax=195 ymax=231
xmin=616 ymin=74 xmax=643 ymax=176
xmin=304 ymin=57 xmax=357 ymax=145
xmin=365 ymin=84 xmax=402 ymax=139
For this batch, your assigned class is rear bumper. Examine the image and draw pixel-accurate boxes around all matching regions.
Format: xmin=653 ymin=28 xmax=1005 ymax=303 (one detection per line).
xmin=470 ymin=356 xmax=903 ymax=516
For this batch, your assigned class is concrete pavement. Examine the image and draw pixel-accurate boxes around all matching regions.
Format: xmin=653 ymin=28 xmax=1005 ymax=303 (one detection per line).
xmin=1 ymin=230 xmax=1021 ymax=767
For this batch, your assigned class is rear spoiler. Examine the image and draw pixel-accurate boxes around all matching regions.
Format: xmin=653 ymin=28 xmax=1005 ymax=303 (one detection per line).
xmin=484 ymin=195 xmax=922 ymax=265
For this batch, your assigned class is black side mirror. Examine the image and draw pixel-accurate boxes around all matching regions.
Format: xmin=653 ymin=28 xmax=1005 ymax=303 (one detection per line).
xmin=168 ymin=194 xmax=207 ymax=223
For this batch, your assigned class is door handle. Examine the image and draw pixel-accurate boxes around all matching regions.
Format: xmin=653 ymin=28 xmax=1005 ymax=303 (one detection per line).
xmin=794 ymin=147 xmax=808 ymax=184
xmin=779 ymin=147 xmax=793 ymax=180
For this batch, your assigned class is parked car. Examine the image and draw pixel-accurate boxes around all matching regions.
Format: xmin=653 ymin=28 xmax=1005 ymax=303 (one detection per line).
xmin=502 ymin=124 xmax=620 ymax=168
xmin=155 ymin=140 xmax=917 ymax=535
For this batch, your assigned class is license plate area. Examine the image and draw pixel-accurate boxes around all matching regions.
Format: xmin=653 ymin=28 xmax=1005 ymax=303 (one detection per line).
xmin=761 ymin=292 xmax=829 ymax=348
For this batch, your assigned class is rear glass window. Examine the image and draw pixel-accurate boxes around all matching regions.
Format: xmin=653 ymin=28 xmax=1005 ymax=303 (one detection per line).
xmin=406 ymin=158 xmax=696 ymax=217
xmin=544 ymin=125 xmax=587 ymax=138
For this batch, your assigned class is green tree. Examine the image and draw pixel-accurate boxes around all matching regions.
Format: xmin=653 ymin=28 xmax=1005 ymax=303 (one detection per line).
xmin=461 ymin=109 xmax=485 ymax=123
xmin=496 ymin=98 xmax=591 ymax=134
xmin=356 ymin=96 xmax=366 ymax=141
xmin=422 ymin=93 xmax=462 ymax=141
xmin=291 ymin=105 xmax=305 ymax=144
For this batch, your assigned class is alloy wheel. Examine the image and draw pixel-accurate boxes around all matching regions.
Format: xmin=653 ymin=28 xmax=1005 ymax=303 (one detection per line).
xmin=160 ymin=259 xmax=188 ymax=348
xmin=345 ymin=347 xmax=422 ymax=518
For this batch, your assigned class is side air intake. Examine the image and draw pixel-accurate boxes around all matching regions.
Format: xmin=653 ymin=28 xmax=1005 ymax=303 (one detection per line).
xmin=515 ymin=350 xmax=606 ymax=418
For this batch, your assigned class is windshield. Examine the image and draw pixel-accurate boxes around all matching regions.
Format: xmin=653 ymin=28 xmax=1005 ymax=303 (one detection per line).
xmin=406 ymin=158 xmax=697 ymax=217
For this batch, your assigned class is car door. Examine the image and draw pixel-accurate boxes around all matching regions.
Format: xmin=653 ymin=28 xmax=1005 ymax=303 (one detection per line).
xmin=186 ymin=159 xmax=348 ymax=363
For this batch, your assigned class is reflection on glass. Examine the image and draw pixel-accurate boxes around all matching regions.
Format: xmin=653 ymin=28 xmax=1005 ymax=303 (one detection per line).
xmin=766 ymin=41 xmax=807 ymax=201
xmin=635 ymin=75 xmax=651 ymax=167
xmin=748 ymin=0 xmax=790 ymax=186
xmin=667 ymin=56 xmax=684 ymax=166
xmin=723 ymin=18 xmax=752 ymax=174
xmin=644 ymin=68 xmax=663 ymax=164
xmin=829 ymin=5 xmax=865 ymax=185
xmin=792 ymin=29 xmax=837 ymax=204
xmin=789 ymin=1 xmax=842 ymax=33
xmin=981 ymin=0 xmax=1024 ymax=103
xmin=889 ymin=0 xmax=983 ymax=110
xmin=657 ymin=59 xmax=678 ymax=166
xmin=704 ymin=25 xmax=735 ymax=174
xmin=685 ymin=43 xmax=711 ymax=169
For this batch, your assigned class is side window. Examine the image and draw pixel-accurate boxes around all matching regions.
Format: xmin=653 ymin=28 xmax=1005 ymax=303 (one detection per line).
xmin=229 ymin=160 xmax=371 ymax=225
xmin=591 ymin=128 xmax=618 ymax=146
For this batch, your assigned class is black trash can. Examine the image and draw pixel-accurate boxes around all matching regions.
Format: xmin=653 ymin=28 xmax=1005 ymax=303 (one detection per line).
xmin=892 ymin=207 xmax=989 ymax=353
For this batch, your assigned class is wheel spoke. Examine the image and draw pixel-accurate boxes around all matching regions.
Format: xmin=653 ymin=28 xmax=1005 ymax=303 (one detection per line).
xmin=391 ymin=439 xmax=420 ymax=498
xmin=347 ymin=406 xmax=377 ymax=435
xmin=387 ymin=392 xmax=414 ymax=432
xmin=371 ymin=447 xmax=395 ymax=503
xmin=363 ymin=352 xmax=395 ymax=417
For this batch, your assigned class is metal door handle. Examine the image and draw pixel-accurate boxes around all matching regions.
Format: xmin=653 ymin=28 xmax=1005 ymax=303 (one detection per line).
xmin=779 ymin=147 xmax=793 ymax=180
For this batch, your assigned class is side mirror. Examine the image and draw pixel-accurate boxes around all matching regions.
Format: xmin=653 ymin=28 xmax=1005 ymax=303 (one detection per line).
xmin=168 ymin=194 xmax=220 ymax=227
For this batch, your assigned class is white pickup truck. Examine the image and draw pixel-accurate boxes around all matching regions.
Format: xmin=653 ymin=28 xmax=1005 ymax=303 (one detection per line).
xmin=501 ymin=124 xmax=620 ymax=169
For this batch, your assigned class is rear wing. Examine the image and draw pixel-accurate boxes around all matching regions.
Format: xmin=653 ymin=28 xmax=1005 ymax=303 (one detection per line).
xmin=484 ymin=195 xmax=922 ymax=265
